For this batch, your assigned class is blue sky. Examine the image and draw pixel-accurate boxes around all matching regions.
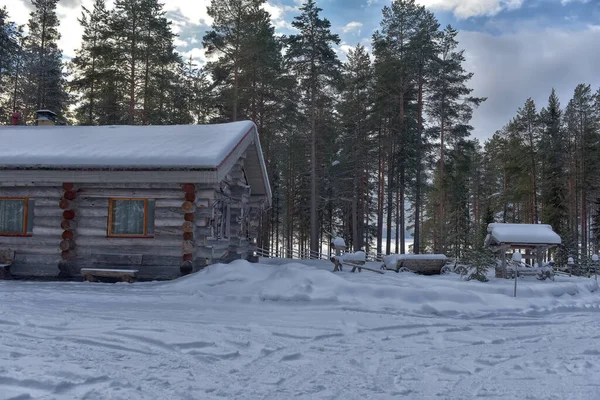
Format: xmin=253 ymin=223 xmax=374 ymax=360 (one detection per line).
xmin=2 ymin=0 xmax=599 ymax=138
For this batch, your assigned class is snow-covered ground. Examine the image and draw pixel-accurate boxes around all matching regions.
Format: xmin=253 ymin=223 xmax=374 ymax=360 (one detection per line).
xmin=1 ymin=260 xmax=600 ymax=399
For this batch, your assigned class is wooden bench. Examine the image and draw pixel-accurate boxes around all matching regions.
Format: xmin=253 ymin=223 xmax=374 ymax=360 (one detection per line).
xmin=0 ymin=250 xmax=15 ymax=280
xmin=81 ymin=268 xmax=139 ymax=283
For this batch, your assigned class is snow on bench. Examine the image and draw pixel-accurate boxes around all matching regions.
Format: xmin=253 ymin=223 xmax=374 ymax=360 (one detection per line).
xmin=331 ymin=252 xmax=383 ymax=274
xmin=81 ymin=268 xmax=139 ymax=283
xmin=0 ymin=250 xmax=14 ymax=280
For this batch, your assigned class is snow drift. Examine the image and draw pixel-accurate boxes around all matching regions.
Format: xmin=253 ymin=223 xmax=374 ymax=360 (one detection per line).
xmin=161 ymin=260 xmax=600 ymax=317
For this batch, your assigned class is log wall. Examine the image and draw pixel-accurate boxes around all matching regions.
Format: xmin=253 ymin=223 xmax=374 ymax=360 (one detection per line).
xmin=0 ymin=151 xmax=263 ymax=280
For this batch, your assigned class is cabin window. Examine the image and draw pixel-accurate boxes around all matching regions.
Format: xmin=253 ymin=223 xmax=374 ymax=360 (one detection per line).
xmin=108 ymin=199 xmax=155 ymax=237
xmin=0 ymin=198 xmax=33 ymax=236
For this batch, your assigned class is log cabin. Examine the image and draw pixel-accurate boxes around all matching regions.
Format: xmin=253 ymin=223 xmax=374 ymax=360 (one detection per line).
xmin=0 ymin=119 xmax=271 ymax=280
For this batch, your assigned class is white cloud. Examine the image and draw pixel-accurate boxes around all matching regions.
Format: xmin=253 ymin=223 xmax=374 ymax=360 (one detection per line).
xmin=459 ymin=26 xmax=600 ymax=139
xmin=163 ymin=0 xmax=212 ymax=26
xmin=416 ymin=0 xmax=524 ymax=18
xmin=182 ymin=47 xmax=209 ymax=66
xmin=263 ymin=1 xmax=297 ymax=30
xmin=342 ymin=21 xmax=363 ymax=33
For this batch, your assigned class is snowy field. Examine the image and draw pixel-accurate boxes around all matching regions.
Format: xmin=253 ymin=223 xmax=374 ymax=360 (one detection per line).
xmin=1 ymin=260 xmax=600 ymax=400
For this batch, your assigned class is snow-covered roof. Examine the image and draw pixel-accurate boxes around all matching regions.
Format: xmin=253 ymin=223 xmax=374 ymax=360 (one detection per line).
xmin=485 ymin=223 xmax=561 ymax=247
xmin=0 ymin=121 xmax=256 ymax=169
xmin=0 ymin=120 xmax=272 ymax=204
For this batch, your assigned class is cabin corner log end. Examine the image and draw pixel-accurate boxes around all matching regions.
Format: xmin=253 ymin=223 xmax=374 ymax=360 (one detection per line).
xmin=181 ymin=183 xmax=196 ymax=276
xmin=58 ymin=183 xmax=77 ymax=278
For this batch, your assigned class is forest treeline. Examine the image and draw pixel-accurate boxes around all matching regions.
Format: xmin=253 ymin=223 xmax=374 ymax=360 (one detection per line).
xmin=1 ymin=0 xmax=599 ymax=263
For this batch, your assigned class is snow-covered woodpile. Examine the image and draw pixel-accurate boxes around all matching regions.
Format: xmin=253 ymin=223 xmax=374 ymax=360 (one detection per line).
xmin=0 ymin=121 xmax=271 ymax=280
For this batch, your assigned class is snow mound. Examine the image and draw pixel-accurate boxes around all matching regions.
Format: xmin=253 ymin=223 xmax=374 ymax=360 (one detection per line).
xmin=161 ymin=260 xmax=600 ymax=317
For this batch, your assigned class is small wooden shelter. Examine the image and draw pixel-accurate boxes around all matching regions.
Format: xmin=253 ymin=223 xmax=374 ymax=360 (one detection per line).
xmin=484 ymin=223 xmax=561 ymax=278
xmin=0 ymin=121 xmax=271 ymax=280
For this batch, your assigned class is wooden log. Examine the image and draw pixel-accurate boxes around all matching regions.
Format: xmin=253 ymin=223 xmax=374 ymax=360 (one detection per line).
xmin=0 ymin=187 xmax=63 ymax=197
xmin=31 ymin=226 xmax=64 ymax=236
xmin=59 ymin=239 xmax=75 ymax=251
xmin=182 ymin=240 xmax=195 ymax=254
xmin=61 ymin=219 xmax=72 ymax=230
xmin=184 ymin=213 xmax=195 ymax=222
xmin=62 ymin=182 xmax=74 ymax=191
xmin=63 ymin=210 xmax=75 ymax=220
xmin=154 ymin=208 xmax=183 ymax=219
xmin=78 ymin=188 xmax=182 ymax=199
xmin=182 ymin=221 xmax=194 ymax=233
xmin=155 ymin=199 xmax=185 ymax=208
xmin=77 ymin=247 xmax=182 ymax=258
xmin=59 ymin=199 xmax=70 ymax=209
xmin=183 ymin=183 xmax=196 ymax=193
xmin=77 ymin=207 xmax=108 ymax=218
xmin=62 ymin=230 xmax=74 ymax=240
xmin=154 ymin=218 xmax=184 ymax=227
xmin=181 ymin=201 xmax=195 ymax=213
xmin=34 ymin=207 xmax=66 ymax=217
xmin=61 ymin=250 xmax=75 ymax=260
xmin=64 ymin=190 xmax=76 ymax=200
xmin=182 ymin=253 xmax=193 ymax=262
xmin=183 ymin=232 xmax=194 ymax=241
xmin=76 ymin=237 xmax=180 ymax=247
xmin=185 ymin=192 xmax=196 ymax=202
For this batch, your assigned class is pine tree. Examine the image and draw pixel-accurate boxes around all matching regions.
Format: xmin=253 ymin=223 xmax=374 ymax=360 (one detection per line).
xmin=427 ymin=25 xmax=485 ymax=253
xmin=70 ymin=0 xmax=113 ymax=125
xmin=0 ymin=6 xmax=23 ymax=120
xmin=539 ymin=89 xmax=568 ymax=260
xmin=21 ymin=0 xmax=68 ymax=122
xmin=565 ymin=84 xmax=599 ymax=257
xmin=286 ymin=0 xmax=341 ymax=257
xmin=514 ymin=98 xmax=540 ymax=223
xmin=336 ymin=44 xmax=374 ymax=251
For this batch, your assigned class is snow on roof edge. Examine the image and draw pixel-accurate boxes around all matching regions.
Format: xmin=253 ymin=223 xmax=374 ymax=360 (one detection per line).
xmin=486 ymin=223 xmax=561 ymax=246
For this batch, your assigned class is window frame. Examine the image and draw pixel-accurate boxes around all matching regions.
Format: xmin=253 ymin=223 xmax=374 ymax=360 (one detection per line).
xmin=107 ymin=198 xmax=154 ymax=238
xmin=0 ymin=197 xmax=31 ymax=237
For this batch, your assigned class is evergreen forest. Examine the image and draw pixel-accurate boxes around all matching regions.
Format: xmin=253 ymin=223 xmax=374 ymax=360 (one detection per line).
xmin=2 ymin=0 xmax=599 ymax=264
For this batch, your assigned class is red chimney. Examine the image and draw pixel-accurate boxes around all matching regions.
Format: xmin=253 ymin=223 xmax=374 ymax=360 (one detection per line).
xmin=11 ymin=111 xmax=20 ymax=126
